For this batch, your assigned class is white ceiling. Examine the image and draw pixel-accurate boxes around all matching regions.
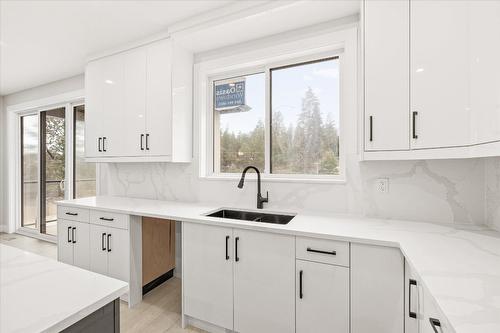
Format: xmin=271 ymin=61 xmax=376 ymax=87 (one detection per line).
xmin=0 ymin=0 xmax=360 ymax=96
xmin=0 ymin=0 xmax=234 ymax=95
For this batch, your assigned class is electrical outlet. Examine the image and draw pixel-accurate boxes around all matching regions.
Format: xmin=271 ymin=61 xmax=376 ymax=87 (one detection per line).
xmin=376 ymin=178 xmax=389 ymax=193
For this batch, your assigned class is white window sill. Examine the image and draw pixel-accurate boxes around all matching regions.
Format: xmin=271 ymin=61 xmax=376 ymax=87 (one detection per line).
xmin=200 ymin=174 xmax=347 ymax=185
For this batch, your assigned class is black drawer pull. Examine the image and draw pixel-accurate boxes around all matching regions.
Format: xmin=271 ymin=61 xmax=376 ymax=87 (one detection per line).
xmin=98 ymin=137 xmax=102 ymax=152
xmin=409 ymin=279 xmax=417 ymax=319
xmin=412 ymin=111 xmax=418 ymax=139
xmin=107 ymin=234 xmax=112 ymax=252
xmin=99 ymin=217 xmax=114 ymax=221
xmin=369 ymin=115 xmax=373 ymax=142
xmin=299 ymin=270 xmax=303 ymax=299
xmin=146 ymin=133 xmax=150 ymax=150
xmin=65 ymin=212 xmax=78 ymax=216
xmin=306 ymin=247 xmax=336 ymax=256
xmin=235 ymin=237 xmax=240 ymax=262
xmin=225 ymin=235 xmax=230 ymax=260
xmin=140 ymin=134 xmax=144 ymax=150
xmin=72 ymin=227 xmax=76 ymax=244
xmin=102 ymin=137 xmax=107 ymax=152
xmin=67 ymin=227 xmax=72 ymax=243
xmin=102 ymin=233 xmax=107 ymax=251
xmin=429 ymin=318 xmax=441 ymax=333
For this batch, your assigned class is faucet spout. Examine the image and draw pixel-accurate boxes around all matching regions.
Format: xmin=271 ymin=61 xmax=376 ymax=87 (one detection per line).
xmin=237 ymin=166 xmax=269 ymax=209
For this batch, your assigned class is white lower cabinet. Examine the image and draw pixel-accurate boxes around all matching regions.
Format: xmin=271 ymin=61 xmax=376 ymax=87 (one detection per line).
xmin=296 ymin=260 xmax=349 ymax=333
xmin=182 ymin=223 xmax=234 ymax=330
xmin=405 ymin=261 xmax=452 ymax=333
xmin=89 ymin=223 xmax=129 ymax=282
xmin=233 ymin=229 xmax=295 ymax=333
xmin=182 ymin=223 xmax=295 ymax=333
xmin=57 ymin=219 xmax=90 ymax=270
xmin=351 ymin=243 xmax=405 ymax=333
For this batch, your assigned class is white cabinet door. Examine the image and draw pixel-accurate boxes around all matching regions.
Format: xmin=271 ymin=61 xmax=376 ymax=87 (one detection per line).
xmin=469 ymin=1 xmax=500 ymax=145
xmin=405 ymin=262 xmax=420 ymax=333
xmin=410 ymin=0 xmax=470 ymax=149
xmin=183 ymin=223 xmax=234 ymax=330
xmin=145 ymin=39 xmax=173 ymax=157
xmin=233 ymin=229 xmax=295 ymax=333
xmin=364 ymin=0 xmax=409 ymax=151
xmin=351 ymin=243 xmax=404 ymax=333
xmin=107 ymin=227 xmax=129 ymax=282
xmin=99 ymin=54 xmax=124 ymax=157
xmin=57 ymin=219 xmax=74 ymax=265
xmin=296 ymin=260 xmax=349 ymax=333
xmin=89 ymin=224 xmax=108 ymax=276
xmin=72 ymin=221 xmax=90 ymax=270
xmin=84 ymin=61 xmax=104 ymax=158
xmin=117 ymin=48 xmax=147 ymax=157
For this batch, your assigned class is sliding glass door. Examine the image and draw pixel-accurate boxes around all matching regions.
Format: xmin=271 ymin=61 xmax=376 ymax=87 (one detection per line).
xmin=40 ymin=107 xmax=66 ymax=236
xmin=21 ymin=115 xmax=39 ymax=230
xmin=19 ymin=103 xmax=96 ymax=239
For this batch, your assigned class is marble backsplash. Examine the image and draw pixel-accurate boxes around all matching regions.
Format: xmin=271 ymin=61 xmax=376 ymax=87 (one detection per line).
xmin=98 ymin=154 xmax=488 ymax=227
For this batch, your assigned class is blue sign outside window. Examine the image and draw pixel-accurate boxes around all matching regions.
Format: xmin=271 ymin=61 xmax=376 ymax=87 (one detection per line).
xmin=215 ymin=80 xmax=245 ymax=110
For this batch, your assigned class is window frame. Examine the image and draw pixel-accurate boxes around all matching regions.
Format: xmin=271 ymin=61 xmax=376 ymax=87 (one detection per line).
xmin=207 ymin=50 xmax=346 ymax=182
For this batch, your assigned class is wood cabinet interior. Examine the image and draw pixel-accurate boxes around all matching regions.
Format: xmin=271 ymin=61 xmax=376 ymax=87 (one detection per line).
xmin=142 ymin=217 xmax=176 ymax=286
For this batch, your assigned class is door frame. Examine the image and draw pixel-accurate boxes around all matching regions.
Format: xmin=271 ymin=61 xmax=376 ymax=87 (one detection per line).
xmin=5 ymin=89 xmax=98 ymax=242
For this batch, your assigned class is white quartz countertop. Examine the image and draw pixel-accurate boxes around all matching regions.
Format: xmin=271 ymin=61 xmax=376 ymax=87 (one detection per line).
xmin=58 ymin=195 xmax=500 ymax=333
xmin=0 ymin=244 xmax=128 ymax=333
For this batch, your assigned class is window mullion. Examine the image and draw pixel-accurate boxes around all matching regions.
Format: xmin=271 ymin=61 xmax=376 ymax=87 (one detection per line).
xmin=264 ymin=67 xmax=272 ymax=175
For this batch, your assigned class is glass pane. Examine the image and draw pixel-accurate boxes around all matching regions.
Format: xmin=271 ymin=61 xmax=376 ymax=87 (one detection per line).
xmin=42 ymin=108 xmax=66 ymax=236
xmin=271 ymin=58 xmax=340 ymax=175
xmin=74 ymin=105 xmax=96 ymax=198
xmin=215 ymin=72 xmax=265 ymax=173
xmin=21 ymin=115 xmax=39 ymax=230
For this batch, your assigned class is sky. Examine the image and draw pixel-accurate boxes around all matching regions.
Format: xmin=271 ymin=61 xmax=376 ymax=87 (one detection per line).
xmin=218 ymin=58 xmax=340 ymax=135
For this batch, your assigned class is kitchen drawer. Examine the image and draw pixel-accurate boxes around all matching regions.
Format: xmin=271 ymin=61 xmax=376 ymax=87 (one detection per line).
xmin=90 ymin=209 xmax=129 ymax=230
xmin=296 ymin=237 xmax=349 ymax=267
xmin=57 ymin=205 xmax=90 ymax=223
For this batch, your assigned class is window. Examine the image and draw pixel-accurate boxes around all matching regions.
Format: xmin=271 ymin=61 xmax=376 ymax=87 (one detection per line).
xmin=211 ymin=56 xmax=341 ymax=178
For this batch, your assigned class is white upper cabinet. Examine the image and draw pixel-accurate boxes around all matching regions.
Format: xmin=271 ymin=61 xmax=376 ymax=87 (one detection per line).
xmin=410 ymin=0 xmax=470 ymax=149
xmin=364 ymin=0 xmax=410 ymax=151
xmin=363 ymin=0 xmax=500 ymax=159
xmin=469 ymin=1 xmax=500 ymax=145
xmin=85 ymin=37 xmax=192 ymax=162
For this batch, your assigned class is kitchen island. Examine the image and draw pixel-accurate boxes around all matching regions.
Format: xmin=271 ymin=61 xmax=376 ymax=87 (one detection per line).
xmin=0 ymin=244 xmax=128 ymax=333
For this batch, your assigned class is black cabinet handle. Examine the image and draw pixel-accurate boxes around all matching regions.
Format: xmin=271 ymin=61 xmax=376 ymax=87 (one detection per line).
xmin=225 ymin=235 xmax=230 ymax=260
xmin=107 ymin=234 xmax=111 ymax=252
xmin=235 ymin=237 xmax=239 ymax=262
xmin=146 ymin=134 xmax=150 ymax=150
xmin=72 ymin=227 xmax=76 ymax=244
xmin=98 ymin=137 xmax=102 ymax=152
xmin=306 ymin=247 xmax=336 ymax=256
xmin=412 ymin=111 xmax=418 ymax=139
xmin=299 ymin=270 xmax=304 ymax=299
xmin=429 ymin=318 xmax=441 ymax=333
xmin=65 ymin=212 xmax=78 ymax=216
xmin=140 ymin=134 xmax=144 ymax=150
xmin=409 ymin=279 xmax=417 ymax=318
xmin=67 ymin=226 xmax=72 ymax=243
xmin=102 ymin=233 xmax=107 ymax=251
xmin=369 ymin=115 xmax=373 ymax=142
xmin=102 ymin=137 xmax=107 ymax=152
xmin=99 ymin=217 xmax=114 ymax=221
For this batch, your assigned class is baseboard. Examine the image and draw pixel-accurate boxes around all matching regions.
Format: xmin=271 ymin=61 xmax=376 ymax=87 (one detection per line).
xmin=142 ymin=268 xmax=174 ymax=295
